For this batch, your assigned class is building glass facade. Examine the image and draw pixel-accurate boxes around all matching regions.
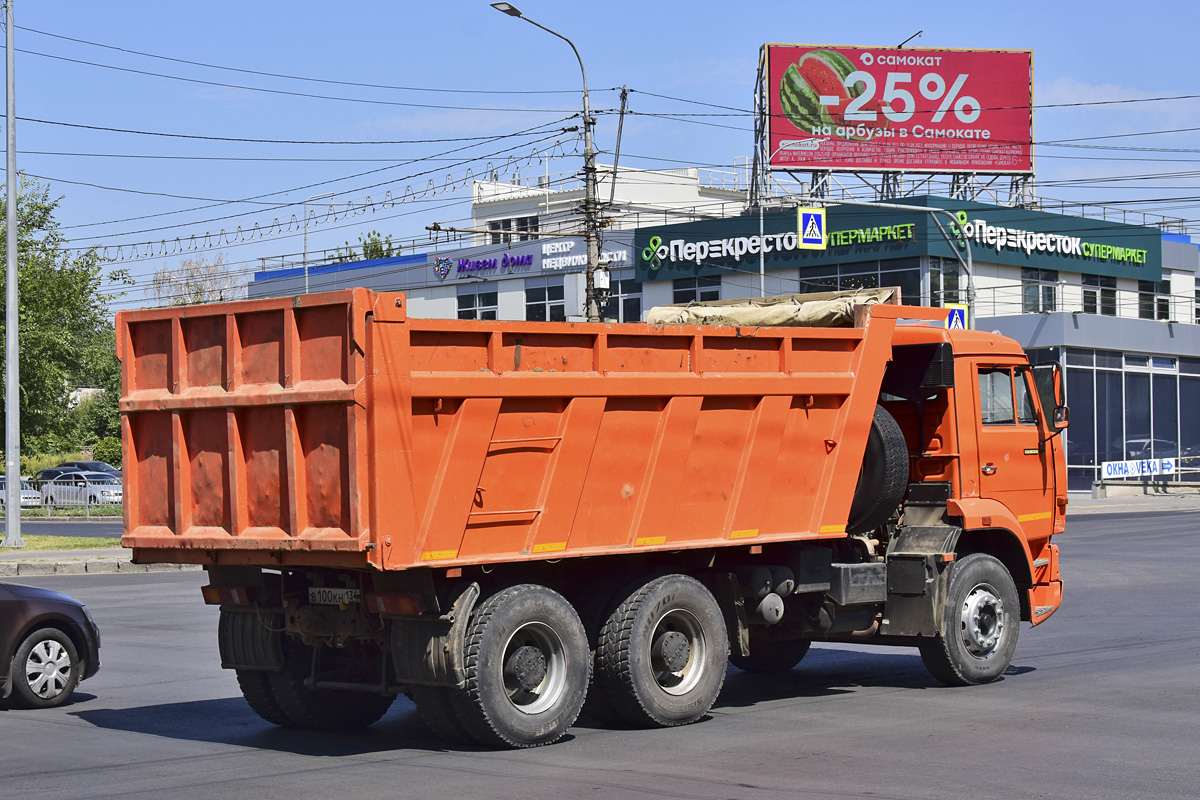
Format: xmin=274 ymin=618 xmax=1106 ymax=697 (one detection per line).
xmin=1050 ymin=347 xmax=1200 ymax=489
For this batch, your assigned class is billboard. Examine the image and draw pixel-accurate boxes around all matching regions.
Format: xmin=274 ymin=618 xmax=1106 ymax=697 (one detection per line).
xmin=764 ymin=44 xmax=1033 ymax=174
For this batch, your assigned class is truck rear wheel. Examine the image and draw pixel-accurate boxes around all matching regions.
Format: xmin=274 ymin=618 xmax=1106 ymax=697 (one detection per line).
xmin=918 ymin=553 xmax=1020 ymax=686
xmin=594 ymin=574 xmax=727 ymax=728
xmin=729 ymin=633 xmax=811 ymax=674
xmin=235 ymin=669 xmax=292 ymax=727
xmin=265 ymin=644 xmax=396 ymax=731
xmin=449 ymin=584 xmax=590 ymax=748
xmin=411 ymin=685 xmax=474 ymax=744
xmin=846 ymin=404 xmax=908 ymax=534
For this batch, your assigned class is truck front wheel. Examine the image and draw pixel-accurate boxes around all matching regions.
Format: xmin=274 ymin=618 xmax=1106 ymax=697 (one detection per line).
xmin=594 ymin=574 xmax=727 ymax=728
xmin=918 ymin=553 xmax=1020 ymax=686
xmin=449 ymin=584 xmax=590 ymax=748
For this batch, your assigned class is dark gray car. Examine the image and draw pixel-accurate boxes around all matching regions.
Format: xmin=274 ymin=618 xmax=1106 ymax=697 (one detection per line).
xmin=0 ymin=583 xmax=101 ymax=708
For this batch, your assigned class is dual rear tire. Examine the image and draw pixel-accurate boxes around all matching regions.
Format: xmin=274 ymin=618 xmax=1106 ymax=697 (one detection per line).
xmin=415 ymin=575 xmax=729 ymax=747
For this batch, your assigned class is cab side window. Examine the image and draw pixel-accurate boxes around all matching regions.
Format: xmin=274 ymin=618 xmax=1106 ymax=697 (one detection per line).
xmin=979 ymin=368 xmax=1016 ymax=425
xmin=1016 ymin=371 xmax=1038 ymax=425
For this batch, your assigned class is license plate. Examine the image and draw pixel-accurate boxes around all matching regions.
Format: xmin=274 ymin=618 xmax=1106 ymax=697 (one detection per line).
xmin=308 ymin=587 xmax=361 ymax=605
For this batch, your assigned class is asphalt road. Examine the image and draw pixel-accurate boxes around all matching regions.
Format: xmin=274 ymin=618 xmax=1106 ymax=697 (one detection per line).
xmin=2 ymin=518 xmax=122 ymax=538
xmin=1 ymin=508 xmax=1197 ymax=800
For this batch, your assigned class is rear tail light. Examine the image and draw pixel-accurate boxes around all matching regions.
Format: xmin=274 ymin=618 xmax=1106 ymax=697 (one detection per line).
xmin=364 ymin=592 xmax=425 ymax=616
xmin=201 ymin=585 xmax=252 ymax=606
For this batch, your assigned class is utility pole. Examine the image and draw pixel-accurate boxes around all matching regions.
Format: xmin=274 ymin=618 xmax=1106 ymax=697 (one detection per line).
xmin=3 ymin=0 xmax=21 ymax=547
xmin=302 ymin=191 xmax=334 ymax=294
xmin=491 ymin=3 xmax=604 ymax=321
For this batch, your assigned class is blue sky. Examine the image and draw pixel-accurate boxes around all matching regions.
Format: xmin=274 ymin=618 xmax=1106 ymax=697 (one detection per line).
xmin=7 ymin=0 xmax=1198 ymax=309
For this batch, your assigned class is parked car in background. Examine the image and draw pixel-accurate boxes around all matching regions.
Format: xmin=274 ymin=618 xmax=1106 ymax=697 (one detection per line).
xmin=31 ymin=466 xmax=84 ymax=488
xmin=1124 ymin=438 xmax=1178 ymax=460
xmin=0 ymin=582 xmax=101 ymax=708
xmin=55 ymin=461 xmax=121 ymax=478
xmin=0 ymin=478 xmax=42 ymax=508
xmin=39 ymin=472 xmax=123 ymax=507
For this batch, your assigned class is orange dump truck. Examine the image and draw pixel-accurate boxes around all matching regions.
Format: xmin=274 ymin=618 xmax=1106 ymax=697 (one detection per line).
xmin=117 ymin=289 xmax=1066 ymax=748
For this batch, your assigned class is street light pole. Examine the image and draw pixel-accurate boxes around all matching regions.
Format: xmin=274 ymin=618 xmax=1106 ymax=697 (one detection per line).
xmin=3 ymin=0 xmax=22 ymax=548
xmin=302 ymin=191 xmax=334 ymax=294
xmin=491 ymin=3 xmax=603 ymax=321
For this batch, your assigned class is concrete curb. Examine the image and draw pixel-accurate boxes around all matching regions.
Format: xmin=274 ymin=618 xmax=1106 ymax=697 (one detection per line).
xmin=0 ymin=559 xmax=202 ymax=577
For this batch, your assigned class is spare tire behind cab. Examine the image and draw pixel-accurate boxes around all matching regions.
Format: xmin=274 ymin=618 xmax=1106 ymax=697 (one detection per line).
xmin=846 ymin=404 xmax=909 ymax=534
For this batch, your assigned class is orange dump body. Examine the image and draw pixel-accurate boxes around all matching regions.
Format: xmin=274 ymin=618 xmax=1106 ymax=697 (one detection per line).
xmin=118 ymin=290 xmax=957 ymax=572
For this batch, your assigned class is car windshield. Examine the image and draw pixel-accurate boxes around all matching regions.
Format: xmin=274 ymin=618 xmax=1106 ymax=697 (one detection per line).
xmin=90 ymin=477 xmax=121 ymax=486
xmin=74 ymin=461 xmax=117 ymax=472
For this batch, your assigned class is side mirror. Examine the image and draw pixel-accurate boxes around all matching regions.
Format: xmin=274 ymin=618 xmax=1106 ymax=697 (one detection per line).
xmin=1054 ymin=405 xmax=1069 ymax=429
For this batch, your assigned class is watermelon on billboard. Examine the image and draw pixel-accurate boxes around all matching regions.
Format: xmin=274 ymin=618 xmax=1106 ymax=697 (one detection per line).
xmin=764 ymin=44 xmax=1033 ymax=174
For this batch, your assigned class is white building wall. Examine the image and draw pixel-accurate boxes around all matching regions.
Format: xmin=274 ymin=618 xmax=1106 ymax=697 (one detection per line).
xmin=642 ymin=280 xmax=674 ymax=314
xmin=497 ymin=278 xmax=525 ymax=321
xmin=1168 ymin=270 xmax=1195 ymax=322
xmin=973 ymin=263 xmax=1022 ymax=317
xmin=555 ymin=272 xmax=587 ymax=321
xmin=405 ymin=284 xmax=457 ymax=319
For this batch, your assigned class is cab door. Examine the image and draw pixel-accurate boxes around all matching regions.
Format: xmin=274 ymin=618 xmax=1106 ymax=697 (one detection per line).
xmin=974 ymin=364 xmax=1055 ymax=539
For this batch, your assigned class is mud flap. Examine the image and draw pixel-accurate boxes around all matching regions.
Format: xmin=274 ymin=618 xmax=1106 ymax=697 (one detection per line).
xmin=712 ymin=572 xmax=750 ymax=658
xmin=390 ymin=581 xmax=480 ymax=688
xmin=881 ymin=525 xmax=960 ymax=637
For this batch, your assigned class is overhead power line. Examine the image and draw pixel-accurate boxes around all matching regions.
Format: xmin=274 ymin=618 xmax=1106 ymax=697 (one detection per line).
xmin=16 ymin=24 xmax=590 ymax=95
xmin=17 ymin=114 xmax=581 ymax=145
xmin=8 ymin=45 xmax=597 ymax=113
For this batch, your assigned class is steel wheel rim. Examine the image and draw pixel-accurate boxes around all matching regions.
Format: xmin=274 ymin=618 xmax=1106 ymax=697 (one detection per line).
xmin=959 ymin=582 xmax=1005 ymax=659
xmin=650 ymin=608 xmax=707 ymax=696
xmin=501 ymin=621 xmax=566 ymax=715
xmin=25 ymin=639 xmax=72 ymax=699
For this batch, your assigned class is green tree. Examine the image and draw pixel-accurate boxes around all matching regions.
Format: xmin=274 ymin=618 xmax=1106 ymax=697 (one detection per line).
xmin=335 ymin=230 xmax=398 ymax=262
xmin=0 ymin=175 xmax=128 ymax=454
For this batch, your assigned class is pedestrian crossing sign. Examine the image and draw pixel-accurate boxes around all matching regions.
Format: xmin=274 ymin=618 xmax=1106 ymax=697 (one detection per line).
xmin=945 ymin=303 xmax=969 ymax=330
xmin=797 ymin=207 xmax=826 ymax=250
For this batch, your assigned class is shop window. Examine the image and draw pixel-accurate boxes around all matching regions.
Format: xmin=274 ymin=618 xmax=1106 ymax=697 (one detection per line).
xmin=1065 ymin=348 xmax=1094 ymax=367
xmin=457 ymin=285 xmax=498 ymax=320
xmin=1124 ymin=372 xmax=1151 ymax=458
xmin=1181 ymin=377 xmax=1200 ymax=478
xmin=1125 ymin=354 xmax=1149 ymax=369
xmin=1195 ymin=289 xmax=1200 ymax=325
xmin=603 ymin=277 xmax=643 ymax=322
xmin=881 ymin=265 xmax=921 ymax=305
xmin=1065 ymin=368 xmax=1095 ymax=467
xmin=1025 ymin=348 xmax=1056 ymax=365
xmin=525 ymin=277 xmax=566 ymax=322
xmin=1021 ymin=268 xmax=1057 ymax=313
xmin=1082 ymin=274 xmax=1116 ymax=316
xmin=1138 ymin=280 xmax=1169 ymax=320
xmin=797 ymin=267 xmax=838 ymax=295
xmin=931 ymin=257 xmax=960 ymax=305
xmin=1097 ymin=370 xmax=1123 ymax=463
xmin=673 ymin=276 xmax=721 ymax=304
xmin=1152 ymin=374 xmax=1179 ymax=458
